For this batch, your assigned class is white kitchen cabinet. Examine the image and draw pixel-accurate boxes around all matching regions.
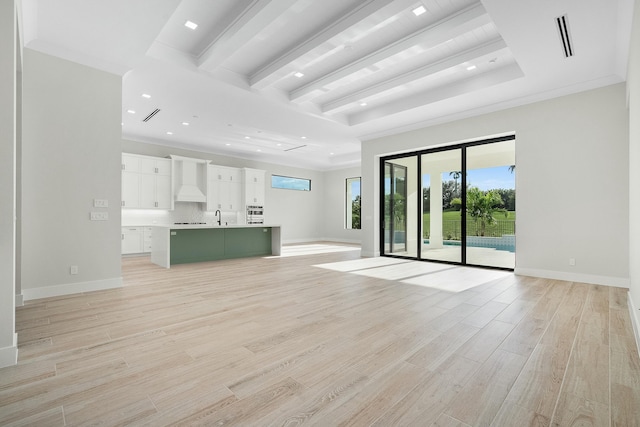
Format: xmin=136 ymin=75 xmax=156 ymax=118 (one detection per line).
xmin=121 ymin=171 xmax=140 ymax=208
xmin=121 ymin=154 xmax=140 ymax=172
xmin=243 ymin=168 xmax=265 ymax=206
xmin=121 ymin=227 xmax=143 ymax=254
xmin=207 ymin=165 xmax=243 ymax=211
xmin=140 ymin=170 xmax=171 ymax=209
xmin=139 ymin=157 xmax=171 ymax=175
xmin=121 ymin=153 xmax=172 ymax=209
xmin=143 ymin=227 xmax=153 ymax=252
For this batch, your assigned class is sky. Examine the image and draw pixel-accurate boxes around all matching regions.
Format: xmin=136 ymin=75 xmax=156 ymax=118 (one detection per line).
xmin=465 ymin=166 xmax=515 ymax=191
xmin=420 ymin=166 xmax=515 ymax=191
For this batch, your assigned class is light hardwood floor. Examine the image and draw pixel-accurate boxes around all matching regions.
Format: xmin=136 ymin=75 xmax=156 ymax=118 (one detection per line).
xmin=2 ymin=244 xmax=640 ymax=426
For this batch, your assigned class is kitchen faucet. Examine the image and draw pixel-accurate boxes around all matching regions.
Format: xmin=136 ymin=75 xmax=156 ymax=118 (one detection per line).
xmin=215 ymin=209 xmax=221 ymax=226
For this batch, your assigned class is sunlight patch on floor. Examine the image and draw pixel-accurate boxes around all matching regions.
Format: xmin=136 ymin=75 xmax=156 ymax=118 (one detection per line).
xmin=315 ymin=256 xmax=512 ymax=293
xmin=267 ymin=244 xmax=360 ymax=258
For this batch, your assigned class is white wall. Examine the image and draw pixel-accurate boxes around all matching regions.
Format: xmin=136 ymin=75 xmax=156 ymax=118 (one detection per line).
xmin=0 ymin=0 xmax=18 ymax=368
xmin=121 ymin=140 xmax=329 ymax=244
xmin=21 ymin=49 xmax=122 ymax=300
xmin=627 ymin=0 xmax=640 ymax=348
xmin=362 ymin=83 xmax=629 ymax=287
xmin=322 ymin=166 xmax=362 ymax=243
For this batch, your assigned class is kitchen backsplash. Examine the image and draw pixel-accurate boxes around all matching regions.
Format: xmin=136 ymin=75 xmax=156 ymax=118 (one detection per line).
xmin=121 ymin=203 xmax=240 ymax=226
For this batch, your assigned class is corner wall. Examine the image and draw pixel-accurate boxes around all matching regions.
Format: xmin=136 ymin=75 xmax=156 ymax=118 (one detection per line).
xmin=322 ymin=166 xmax=362 ymax=243
xmin=0 ymin=0 xmax=18 ymax=368
xmin=21 ymin=49 xmax=122 ymax=300
xmin=627 ymin=0 xmax=640 ymax=351
xmin=362 ymin=83 xmax=629 ymax=287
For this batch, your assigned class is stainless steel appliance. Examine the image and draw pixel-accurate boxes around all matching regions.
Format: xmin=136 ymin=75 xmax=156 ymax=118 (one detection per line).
xmin=246 ymin=205 xmax=264 ymax=224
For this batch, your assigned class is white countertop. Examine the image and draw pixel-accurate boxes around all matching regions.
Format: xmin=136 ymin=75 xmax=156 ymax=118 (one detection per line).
xmin=153 ymin=224 xmax=280 ymax=230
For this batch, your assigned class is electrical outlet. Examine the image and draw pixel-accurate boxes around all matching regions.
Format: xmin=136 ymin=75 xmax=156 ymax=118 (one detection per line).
xmin=93 ymin=199 xmax=109 ymax=208
xmin=70 ymin=265 xmax=79 ymax=275
xmin=90 ymin=212 xmax=109 ymax=221
xmin=569 ymin=258 xmax=576 ymax=266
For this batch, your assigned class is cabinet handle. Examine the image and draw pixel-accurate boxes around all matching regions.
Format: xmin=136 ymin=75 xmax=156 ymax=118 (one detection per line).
xmin=122 ymin=164 xmax=125 ymax=170
xmin=155 ymin=167 xmax=158 ymax=173
xmin=155 ymin=201 xmax=158 ymax=207
xmin=121 ymin=201 xmax=125 ymax=207
xmin=121 ymin=234 xmax=124 ymax=240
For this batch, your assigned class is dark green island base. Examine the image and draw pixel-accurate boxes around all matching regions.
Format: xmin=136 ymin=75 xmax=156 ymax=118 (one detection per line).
xmin=151 ymin=225 xmax=281 ymax=268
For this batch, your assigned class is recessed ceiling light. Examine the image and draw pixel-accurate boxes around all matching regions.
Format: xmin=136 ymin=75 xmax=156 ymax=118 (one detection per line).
xmin=141 ymin=93 xmax=151 ymax=99
xmin=293 ymin=72 xmax=304 ymax=78
xmin=225 ymin=143 xmax=231 ymax=146
xmin=126 ymin=110 xmax=135 ymax=114
xmin=121 ymin=122 xmax=124 ymax=126
xmin=257 ymin=149 xmax=261 ymax=152
xmin=413 ymin=5 xmax=426 ymax=16
xmin=166 ymin=131 xmax=173 ymax=135
xmin=360 ymin=102 xmax=368 ymax=107
xmin=329 ymin=152 xmax=335 ymax=155
xmin=276 ymin=143 xmax=282 ymax=146
xmin=466 ymin=65 xmax=477 ymax=71
xmin=184 ymin=20 xmax=198 ymax=30
xmin=182 ymin=122 xmax=189 ymax=126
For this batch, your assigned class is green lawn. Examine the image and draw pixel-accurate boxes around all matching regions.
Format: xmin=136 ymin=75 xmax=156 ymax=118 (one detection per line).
xmin=423 ymin=210 xmax=516 ymax=239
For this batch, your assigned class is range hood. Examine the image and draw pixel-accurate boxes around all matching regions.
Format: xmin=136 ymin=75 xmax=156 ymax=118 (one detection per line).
xmin=170 ymin=155 xmax=207 ymax=203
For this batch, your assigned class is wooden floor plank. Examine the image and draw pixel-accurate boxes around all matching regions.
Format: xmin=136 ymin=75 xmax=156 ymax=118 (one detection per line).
xmin=0 ymin=246 xmax=638 ymax=426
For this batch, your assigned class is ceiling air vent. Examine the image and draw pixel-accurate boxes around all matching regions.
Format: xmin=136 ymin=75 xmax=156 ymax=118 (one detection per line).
xmin=142 ymin=108 xmax=161 ymax=122
xmin=556 ymin=14 xmax=573 ymax=58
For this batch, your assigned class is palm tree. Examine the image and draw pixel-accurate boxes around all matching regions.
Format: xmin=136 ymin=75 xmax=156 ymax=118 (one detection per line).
xmin=449 ymin=170 xmax=462 ymax=194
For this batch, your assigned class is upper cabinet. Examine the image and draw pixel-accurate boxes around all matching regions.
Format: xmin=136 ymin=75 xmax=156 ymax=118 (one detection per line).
xmin=243 ymin=168 xmax=265 ymax=206
xmin=121 ymin=153 xmax=172 ymax=209
xmin=207 ymin=165 xmax=242 ymax=211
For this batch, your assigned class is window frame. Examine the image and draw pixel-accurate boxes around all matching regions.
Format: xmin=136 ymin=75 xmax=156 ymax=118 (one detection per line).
xmin=271 ymin=174 xmax=312 ymax=191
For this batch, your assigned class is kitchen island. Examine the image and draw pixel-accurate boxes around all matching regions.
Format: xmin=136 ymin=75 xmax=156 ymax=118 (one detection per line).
xmin=150 ymin=224 xmax=281 ymax=268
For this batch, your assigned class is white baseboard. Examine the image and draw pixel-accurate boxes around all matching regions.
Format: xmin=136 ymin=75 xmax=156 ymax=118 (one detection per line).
xmin=514 ymin=267 xmax=630 ymax=288
xmin=360 ymin=250 xmax=379 ymax=257
xmin=0 ymin=333 xmax=18 ymax=368
xmin=15 ymin=294 xmax=23 ymax=307
xmin=22 ymin=277 xmax=123 ymax=301
xmin=282 ymin=238 xmax=361 ymax=245
xmin=629 ymin=292 xmax=640 ymax=357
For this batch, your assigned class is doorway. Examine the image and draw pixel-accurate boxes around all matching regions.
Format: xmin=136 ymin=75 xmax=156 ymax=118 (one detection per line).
xmin=380 ymin=136 xmax=515 ymax=270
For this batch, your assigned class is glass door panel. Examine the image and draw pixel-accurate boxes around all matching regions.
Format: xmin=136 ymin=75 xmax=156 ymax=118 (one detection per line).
xmin=383 ymin=157 xmax=418 ymax=257
xmin=465 ymin=141 xmax=516 ymax=268
xmin=420 ymin=149 xmax=462 ymax=263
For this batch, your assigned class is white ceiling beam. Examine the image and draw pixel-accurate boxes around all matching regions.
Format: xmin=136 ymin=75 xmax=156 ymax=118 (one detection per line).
xmin=321 ymin=38 xmax=508 ymax=113
xmin=348 ymin=62 xmax=524 ymax=125
xmin=248 ymin=0 xmax=397 ymax=89
xmin=197 ymin=0 xmax=297 ymax=72
xmin=289 ymin=2 xmax=491 ymax=103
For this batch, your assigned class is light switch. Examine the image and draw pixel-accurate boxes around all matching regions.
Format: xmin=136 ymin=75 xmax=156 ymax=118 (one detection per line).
xmin=93 ymin=199 xmax=109 ymax=208
xmin=90 ymin=212 xmax=109 ymax=221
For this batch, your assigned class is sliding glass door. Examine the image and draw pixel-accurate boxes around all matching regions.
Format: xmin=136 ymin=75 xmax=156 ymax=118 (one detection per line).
xmin=383 ymin=157 xmax=418 ymax=257
xmin=420 ymin=149 xmax=462 ymax=263
xmin=465 ymin=141 xmax=515 ymax=268
xmin=380 ymin=136 xmax=515 ymax=270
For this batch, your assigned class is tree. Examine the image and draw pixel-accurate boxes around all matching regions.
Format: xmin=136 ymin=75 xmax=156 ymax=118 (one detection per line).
xmin=351 ymin=195 xmax=361 ymax=229
xmin=452 ymin=187 xmax=507 ymax=236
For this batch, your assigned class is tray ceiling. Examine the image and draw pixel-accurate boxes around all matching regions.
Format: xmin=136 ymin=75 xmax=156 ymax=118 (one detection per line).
xmin=21 ymin=0 xmax=634 ymax=169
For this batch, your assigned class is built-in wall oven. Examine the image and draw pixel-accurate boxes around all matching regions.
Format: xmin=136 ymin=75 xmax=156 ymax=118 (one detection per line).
xmin=246 ymin=205 xmax=264 ymax=224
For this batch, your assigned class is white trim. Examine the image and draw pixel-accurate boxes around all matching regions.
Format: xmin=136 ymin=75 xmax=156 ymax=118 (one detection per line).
xmin=15 ymin=294 xmax=23 ymax=307
xmin=22 ymin=277 xmax=123 ymax=301
xmin=514 ymin=267 xmax=630 ymax=288
xmin=360 ymin=250 xmax=379 ymax=257
xmin=629 ymin=292 xmax=640 ymax=357
xmin=0 ymin=333 xmax=18 ymax=368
